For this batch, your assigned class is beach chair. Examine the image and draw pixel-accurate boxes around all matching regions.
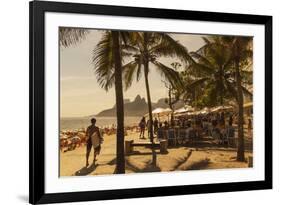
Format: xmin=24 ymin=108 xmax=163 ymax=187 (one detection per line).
xmin=177 ymin=128 xmax=186 ymax=145
xmin=157 ymin=128 xmax=165 ymax=140
xmin=226 ymin=127 xmax=236 ymax=147
xmin=167 ymin=128 xmax=177 ymax=146
xmin=211 ymin=128 xmax=222 ymax=144
xmin=202 ymin=122 xmax=209 ymax=134
xmin=208 ymin=123 xmax=213 ymax=136
xmin=188 ymin=129 xmax=197 ymax=144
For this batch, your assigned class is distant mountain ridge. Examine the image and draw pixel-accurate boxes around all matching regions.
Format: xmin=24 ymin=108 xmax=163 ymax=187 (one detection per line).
xmin=95 ymin=95 xmax=184 ymax=117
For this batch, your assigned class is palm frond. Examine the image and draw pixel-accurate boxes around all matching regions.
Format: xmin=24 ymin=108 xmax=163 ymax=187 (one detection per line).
xmin=241 ymin=86 xmax=253 ymax=97
xmin=92 ymin=31 xmax=115 ymax=91
xmin=121 ymin=44 xmax=139 ymax=53
xmin=59 ymin=27 xmax=89 ymax=47
xmin=188 ymin=77 xmax=209 ymax=89
xmin=225 ymin=80 xmax=238 ymax=101
xmin=190 ymin=51 xmax=213 ymax=67
xmin=122 ymin=61 xmax=138 ymax=90
xmin=188 ymin=62 xmax=214 ymax=76
xmin=150 ymin=33 xmax=193 ymax=63
xmin=152 ymin=61 xmax=181 ymax=88
xmin=136 ymin=61 xmax=143 ymax=82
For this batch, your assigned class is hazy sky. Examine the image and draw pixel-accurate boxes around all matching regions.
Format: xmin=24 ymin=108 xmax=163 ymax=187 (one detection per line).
xmin=60 ymin=30 xmax=205 ymax=117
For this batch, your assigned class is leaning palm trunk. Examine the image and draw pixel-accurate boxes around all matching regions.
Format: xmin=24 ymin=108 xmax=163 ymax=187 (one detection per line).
xmin=144 ymin=64 xmax=157 ymax=166
xmin=112 ymin=31 xmax=125 ymax=173
xmin=219 ymin=67 xmax=224 ymax=105
xmin=168 ymin=89 xmax=175 ymax=126
xmin=143 ymin=32 xmax=157 ymax=166
xmin=235 ymin=56 xmax=245 ymax=161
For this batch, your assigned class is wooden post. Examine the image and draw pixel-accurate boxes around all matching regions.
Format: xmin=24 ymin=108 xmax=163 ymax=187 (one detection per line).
xmin=160 ymin=140 xmax=168 ymax=153
xmin=125 ymin=140 xmax=133 ymax=155
xmin=248 ymin=156 xmax=253 ymax=167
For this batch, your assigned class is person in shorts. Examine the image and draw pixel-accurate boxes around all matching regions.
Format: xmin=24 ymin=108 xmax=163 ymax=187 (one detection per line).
xmin=85 ymin=118 xmax=103 ymax=167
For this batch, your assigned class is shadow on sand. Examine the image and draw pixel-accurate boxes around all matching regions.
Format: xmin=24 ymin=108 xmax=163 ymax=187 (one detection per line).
xmin=127 ymin=150 xmax=167 ymax=156
xmin=125 ymin=159 xmax=161 ymax=173
xmin=74 ymin=163 xmax=99 ymax=176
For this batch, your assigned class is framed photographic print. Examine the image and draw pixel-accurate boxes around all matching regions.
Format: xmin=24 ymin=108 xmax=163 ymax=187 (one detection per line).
xmin=29 ymin=0 xmax=272 ymax=204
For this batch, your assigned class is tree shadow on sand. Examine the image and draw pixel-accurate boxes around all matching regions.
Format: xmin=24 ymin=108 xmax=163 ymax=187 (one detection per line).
xmin=74 ymin=163 xmax=99 ymax=176
xmin=127 ymin=150 xmax=167 ymax=156
xmin=106 ymin=157 xmax=161 ymax=173
xmin=125 ymin=159 xmax=161 ymax=173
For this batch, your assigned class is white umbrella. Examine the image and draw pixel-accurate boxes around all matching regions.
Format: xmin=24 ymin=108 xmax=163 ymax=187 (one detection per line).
xmin=145 ymin=107 xmax=166 ymax=117
xmin=152 ymin=108 xmax=165 ymax=114
xmin=198 ymin=107 xmax=210 ymax=114
xmin=162 ymin=108 xmax=172 ymax=115
xmin=211 ymin=105 xmax=233 ymax=113
xmin=174 ymin=106 xmax=194 ymax=114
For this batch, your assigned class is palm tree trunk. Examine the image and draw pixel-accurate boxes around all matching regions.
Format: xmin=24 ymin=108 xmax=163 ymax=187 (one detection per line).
xmin=112 ymin=31 xmax=125 ymax=173
xmin=168 ymin=87 xmax=173 ymax=125
xmin=235 ymin=56 xmax=245 ymax=162
xmin=219 ymin=67 xmax=224 ymax=105
xmin=142 ymin=32 xmax=156 ymax=166
xmin=144 ymin=64 xmax=157 ymax=166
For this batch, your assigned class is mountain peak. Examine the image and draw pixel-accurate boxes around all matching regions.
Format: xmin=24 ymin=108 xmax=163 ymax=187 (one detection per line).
xmin=134 ymin=95 xmax=142 ymax=102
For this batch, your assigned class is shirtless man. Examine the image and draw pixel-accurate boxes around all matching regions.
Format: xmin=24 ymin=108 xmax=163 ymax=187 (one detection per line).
xmin=85 ymin=118 xmax=103 ymax=167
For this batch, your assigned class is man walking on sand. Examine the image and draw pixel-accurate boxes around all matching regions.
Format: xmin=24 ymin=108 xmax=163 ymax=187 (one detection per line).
xmin=86 ymin=118 xmax=103 ymax=167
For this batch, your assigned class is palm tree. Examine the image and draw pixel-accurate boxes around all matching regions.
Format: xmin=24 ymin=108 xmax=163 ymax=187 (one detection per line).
xmin=188 ymin=36 xmax=252 ymax=161
xmin=187 ymin=37 xmax=236 ymax=106
xmin=93 ymin=31 xmax=127 ymax=173
xmin=163 ymin=63 xmax=182 ymax=125
xmin=60 ymin=28 xmax=127 ymax=173
xmin=122 ymin=32 xmax=191 ymax=165
xmin=225 ymin=37 xmax=253 ymax=161
xmin=59 ymin=27 xmax=89 ymax=47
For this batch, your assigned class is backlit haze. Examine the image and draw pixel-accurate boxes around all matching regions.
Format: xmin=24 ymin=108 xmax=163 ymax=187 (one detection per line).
xmin=60 ymin=30 xmax=205 ymax=117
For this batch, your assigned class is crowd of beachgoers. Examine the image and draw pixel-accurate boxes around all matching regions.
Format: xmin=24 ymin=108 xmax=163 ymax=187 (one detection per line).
xmin=60 ymin=125 xmax=136 ymax=152
xmin=60 ymin=110 xmax=253 ymax=153
xmin=59 ymin=111 xmax=253 ymax=176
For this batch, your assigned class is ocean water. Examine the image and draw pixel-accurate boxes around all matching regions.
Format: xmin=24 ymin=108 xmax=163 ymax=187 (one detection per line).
xmin=60 ymin=116 xmax=141 ymax=130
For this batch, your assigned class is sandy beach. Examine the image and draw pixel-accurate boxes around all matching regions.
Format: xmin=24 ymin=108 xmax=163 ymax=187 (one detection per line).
xmin=60 ymin=129 xmax=253 ymax=177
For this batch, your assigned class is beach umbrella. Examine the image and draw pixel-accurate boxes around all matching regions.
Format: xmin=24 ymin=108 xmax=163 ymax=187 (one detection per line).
xmin=162 ymin=108 xmax=172 ymax=115
xmin=145 ymin=107 xmax=164 ymax=117
xmin=198 ymin=107 xmax=210 ymax=114
xmin=174 ymin=106 xmax=194 ymax=114
xmin=144 ymin=108 xmax=173 ymax=122
xmin=145 ymin=107 xmax=172 ymax=116
xmin=152 ymin=107 xmax=166 ymax=114
xmin=210 ymin=105 xmax=233 ymax=113
xmin=174 ymin=107 xmax=186 ymax=114
xmin=153 ymin=107 xmax=165 ymax=121
xmin=145 ymin=108 xmax=167 ymax=121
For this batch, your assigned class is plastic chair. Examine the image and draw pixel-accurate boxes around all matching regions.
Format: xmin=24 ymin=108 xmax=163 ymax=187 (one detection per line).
xmin=168 ymin=128 xmax=177 ymax=146
xmin=226 ymin=127 xmax=236 ymax=147
xmin=178 ymin=128 xmax=186 ymax=145
xmin=157 ymin=128 xmax=164 ymax=140
xmin=188 ymin=129 xmax=197 ymax=144
xmin=211 ymin=128 xmax=222 ymax=144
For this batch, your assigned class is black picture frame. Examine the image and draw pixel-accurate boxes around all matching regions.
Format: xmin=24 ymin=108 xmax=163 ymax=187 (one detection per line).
xmin=29 ymin=1 xmax=272 ymax=204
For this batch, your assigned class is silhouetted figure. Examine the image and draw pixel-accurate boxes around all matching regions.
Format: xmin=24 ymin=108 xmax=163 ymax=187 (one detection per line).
xmin=85 ymin=118 xmax=103 ymax=167
xmin=147 ymin=119 xmax=153 ymax=138
xmin=157 ymin=123 xmax=164 ymax=139
xmin=153 ymin=118 xmax=159 ymax=134
xmin=139 ymin=117 xmax=146 ymax=139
